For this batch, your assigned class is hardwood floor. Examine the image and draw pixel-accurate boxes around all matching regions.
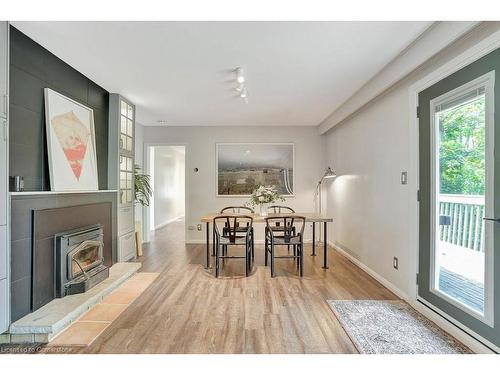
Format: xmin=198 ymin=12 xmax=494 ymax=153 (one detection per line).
xmin=75 ymin=219 xmax=397 ymax=353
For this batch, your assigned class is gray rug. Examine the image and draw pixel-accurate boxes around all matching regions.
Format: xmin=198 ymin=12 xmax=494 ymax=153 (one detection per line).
xmin=328 ymin=300 xmax=472 ymax=354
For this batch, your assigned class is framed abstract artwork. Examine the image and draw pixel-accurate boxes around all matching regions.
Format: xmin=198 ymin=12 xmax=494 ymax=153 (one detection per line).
xmin=216 ymin=143 xmax=295 ymax=197
xmin=44 ymin=88 xmax=99 ymax=191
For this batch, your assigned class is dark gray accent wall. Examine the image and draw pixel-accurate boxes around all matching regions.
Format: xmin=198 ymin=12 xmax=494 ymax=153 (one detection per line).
xmin=9 ymin=26 xmax=109 ymax=191
xmin=10 ymin=193 xmax=117 ymax=322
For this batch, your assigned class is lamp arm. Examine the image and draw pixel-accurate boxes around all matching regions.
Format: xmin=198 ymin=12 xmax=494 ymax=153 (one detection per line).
xmin=314 ymin=179 xmax=323 ymax=215
xmin=314 ymin=179 xmax=322 ymax=198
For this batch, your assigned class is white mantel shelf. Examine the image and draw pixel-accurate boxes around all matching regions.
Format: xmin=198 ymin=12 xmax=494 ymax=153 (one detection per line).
xmin=10 ymin=190 xmax=118 ymax=196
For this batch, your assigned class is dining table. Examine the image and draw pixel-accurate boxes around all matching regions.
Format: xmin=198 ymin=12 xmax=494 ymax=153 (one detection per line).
xmin=200 ymin=212 xmax=333 ymax=270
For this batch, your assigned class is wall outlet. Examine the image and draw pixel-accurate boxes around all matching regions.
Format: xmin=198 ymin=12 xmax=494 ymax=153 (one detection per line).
xmin=197 ymin=224 xmax=202 ymax=231
xmin=188 ymin=225 xmax=195 ymax=231
xmin=393 ymin=256 xmax=399 ymax=270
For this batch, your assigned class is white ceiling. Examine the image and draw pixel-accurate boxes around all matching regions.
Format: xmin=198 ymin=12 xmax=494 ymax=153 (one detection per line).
xmin=12 ymin=21 xmax=432 ymax=127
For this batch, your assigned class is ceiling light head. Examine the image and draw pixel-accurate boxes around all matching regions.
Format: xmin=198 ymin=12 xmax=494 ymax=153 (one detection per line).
xmin=235 ymin=67 xmax=245 ymax=83
xmin=235 ymin=83 xmax=244 ymax=93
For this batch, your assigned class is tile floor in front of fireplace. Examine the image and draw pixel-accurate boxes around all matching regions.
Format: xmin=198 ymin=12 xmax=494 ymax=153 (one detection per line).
xmin=48 ymin=272 xmax=159 ymax=347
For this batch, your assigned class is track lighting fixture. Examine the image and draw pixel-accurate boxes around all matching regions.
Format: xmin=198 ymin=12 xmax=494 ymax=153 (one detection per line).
xmin=234 ymin=67 xmax=249 ymax=103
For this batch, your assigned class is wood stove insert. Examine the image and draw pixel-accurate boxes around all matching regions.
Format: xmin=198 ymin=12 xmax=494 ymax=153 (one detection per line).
xmin=55 ymin=225 xmax=109 ymax=297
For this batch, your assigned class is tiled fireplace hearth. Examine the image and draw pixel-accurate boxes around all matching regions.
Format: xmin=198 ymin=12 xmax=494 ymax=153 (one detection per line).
xmin=10 ymin=192 xmax=118 ymax=322
xmin=1 ymin=190 xmax=143 ymax=344
xmin=6 ymin=262 xmax=141 ymax=344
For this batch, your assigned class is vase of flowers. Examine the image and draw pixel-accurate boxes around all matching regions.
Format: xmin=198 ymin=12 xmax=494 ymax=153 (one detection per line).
xmin=247 ymin=185 xmax=284 ymax=216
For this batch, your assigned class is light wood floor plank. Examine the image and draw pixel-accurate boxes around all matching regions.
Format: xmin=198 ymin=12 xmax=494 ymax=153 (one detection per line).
xmin=68 ymin=219 xmax=398 ymax=354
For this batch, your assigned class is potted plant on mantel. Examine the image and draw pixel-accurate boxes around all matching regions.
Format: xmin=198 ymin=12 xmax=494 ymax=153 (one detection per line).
xmin=247 ymin=185 xmax=285 ymax=216
xmin=134 ymin=164 xmax=153 ymax=256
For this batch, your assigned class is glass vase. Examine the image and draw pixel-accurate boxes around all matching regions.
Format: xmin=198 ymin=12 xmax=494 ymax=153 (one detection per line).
xmin=259 ymin=203 xmax=269 ymax=217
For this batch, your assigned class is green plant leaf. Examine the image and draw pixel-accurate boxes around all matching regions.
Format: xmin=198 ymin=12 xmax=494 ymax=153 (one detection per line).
xmin=134 ymin=164 xmax=153 ymax=206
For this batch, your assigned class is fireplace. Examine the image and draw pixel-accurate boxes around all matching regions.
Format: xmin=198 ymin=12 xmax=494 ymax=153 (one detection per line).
xmin=55 ymin=224 xmax=109 ymax=297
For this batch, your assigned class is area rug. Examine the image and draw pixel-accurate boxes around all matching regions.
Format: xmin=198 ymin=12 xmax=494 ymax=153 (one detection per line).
xmin=327 ymin=300 xmax=471 ymax=354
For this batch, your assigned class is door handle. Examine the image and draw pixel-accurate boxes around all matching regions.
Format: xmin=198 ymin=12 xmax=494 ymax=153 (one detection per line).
xmin=1 ymin=94 xmax=7 ymax=117
xmin=483 ymin=217 xmax=500 ymax=224
xmin=2 ymin=119 xmax=6 ymax=141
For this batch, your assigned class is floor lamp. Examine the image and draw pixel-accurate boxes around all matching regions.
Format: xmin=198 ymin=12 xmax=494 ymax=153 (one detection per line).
xmin=314 ymin=166 xmax=336 ymax=247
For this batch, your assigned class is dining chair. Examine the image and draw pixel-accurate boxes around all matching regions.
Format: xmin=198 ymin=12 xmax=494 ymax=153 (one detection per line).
xmin=213 ymin=215 xmax=254 ymax=277
xmin=267 ymin=205 xmax=295 ymax=214
xmin=265 ymin=216 xmax=306 ymax=277
xmin=266 ymin=205 xmax=296 ymax=254
xmin=220 ymin=206 xmax=254 ymax=214
xmin=219 ymin=206 xmax=255 ymax=260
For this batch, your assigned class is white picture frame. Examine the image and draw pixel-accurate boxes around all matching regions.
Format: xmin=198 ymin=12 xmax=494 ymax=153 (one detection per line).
xmin=44 ymin=88 xmax=99 ymax=191
xmin=216 ymin=143 xmax=295 ymax=197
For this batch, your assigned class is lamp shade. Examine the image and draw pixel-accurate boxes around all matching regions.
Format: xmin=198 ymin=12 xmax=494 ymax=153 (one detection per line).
xmin=322 ymin=166 xmax=337 ymax=179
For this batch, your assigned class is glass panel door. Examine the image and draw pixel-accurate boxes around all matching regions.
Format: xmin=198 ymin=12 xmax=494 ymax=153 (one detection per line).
xmin=430 ymin=78 xmax=493 ymax=322
xmin=418 ymin=47 xmax=500 ymax=350
xmin=118 ymin=98 xmax=134 ymax=205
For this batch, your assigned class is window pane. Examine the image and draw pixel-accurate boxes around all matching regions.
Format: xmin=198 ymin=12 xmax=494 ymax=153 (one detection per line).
xmin=121 ymin=100 xmax=127 ymax=116
xmin=127 ymin=119 xmax=133 ymax=136
xmin=120 ymin=135 xmax=126 ymax=150
xmin=120 ymin=156 xmax=126 ymax=171
xmin=434 ymin=92 xmax=486 ymax=315
xmin=121 ymin=116 xmax=127 ymax=134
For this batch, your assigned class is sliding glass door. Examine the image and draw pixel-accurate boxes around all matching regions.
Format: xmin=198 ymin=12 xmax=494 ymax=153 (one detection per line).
xmin=418 ymin=48 xmax=500 ymax=349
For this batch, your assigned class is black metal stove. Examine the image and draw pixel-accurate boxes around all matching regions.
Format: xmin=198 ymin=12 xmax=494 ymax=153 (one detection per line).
xmin=54 ymin=224 xmax=109 ymax=297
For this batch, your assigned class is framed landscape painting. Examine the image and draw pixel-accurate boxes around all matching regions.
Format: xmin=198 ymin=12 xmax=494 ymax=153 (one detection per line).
xmin=216 ymin=143 xmax=295 ymax=196
xmin=44 ymin=88 xmax=99 ymax=191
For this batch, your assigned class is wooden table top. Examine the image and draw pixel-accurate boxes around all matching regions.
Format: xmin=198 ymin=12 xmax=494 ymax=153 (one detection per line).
xmin=200 ymin=212 xmax=333 ymax=223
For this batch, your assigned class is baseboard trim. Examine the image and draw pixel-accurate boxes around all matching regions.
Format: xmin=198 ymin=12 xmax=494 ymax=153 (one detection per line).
xmin=154 ymin=216 xmax=184 ymax=230
xmin=329 ymin=241 xmax=496 ymax=354
xmin=329 ymin=241 xmax=408 ymax=301
xmin=412 ymin=298 xmax=498 ymax=354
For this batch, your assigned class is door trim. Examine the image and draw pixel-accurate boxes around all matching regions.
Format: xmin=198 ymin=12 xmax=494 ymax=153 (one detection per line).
xmin=408 ymin=27 xmax=500 ymax=351
xmin=427 ymin=72 xmax=495 ymax=326
xmin=142 ymin=142 xmax=189 ymax=243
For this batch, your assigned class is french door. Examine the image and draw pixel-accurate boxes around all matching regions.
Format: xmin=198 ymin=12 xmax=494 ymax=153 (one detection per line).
xmin=418 ymin=47 xmax=500 ymax=349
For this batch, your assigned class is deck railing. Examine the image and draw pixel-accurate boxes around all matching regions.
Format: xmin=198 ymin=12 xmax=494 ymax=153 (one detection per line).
xmin=439 ymin=194 xmax=485 ymax=252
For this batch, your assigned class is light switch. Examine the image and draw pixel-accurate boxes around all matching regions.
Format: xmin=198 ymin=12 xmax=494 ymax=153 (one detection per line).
xmin=401 ymin=171 xmax=408 ymax=185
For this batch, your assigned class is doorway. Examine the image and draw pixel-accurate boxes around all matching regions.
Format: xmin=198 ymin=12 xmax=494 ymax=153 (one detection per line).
xmin=417 ymin=47 xmax=500 ymax=349
xmin=144 ymin=145 xmax=186 ymax=241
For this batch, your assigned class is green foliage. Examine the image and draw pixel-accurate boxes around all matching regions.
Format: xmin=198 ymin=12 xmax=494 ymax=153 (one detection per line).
xmin=134 ymin=164 xmax=153 ymax=206
xmin=439 ymin=97 xmax=485 ymax=195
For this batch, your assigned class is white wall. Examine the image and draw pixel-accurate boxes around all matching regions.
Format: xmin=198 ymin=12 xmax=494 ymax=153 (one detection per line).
xmin=142 ymin=126 xmax=325 ymax=242
xmin=324 ymin=22 xmax=500 ymax=298
xmin=152 ymin=146 xmax=185 ymax=229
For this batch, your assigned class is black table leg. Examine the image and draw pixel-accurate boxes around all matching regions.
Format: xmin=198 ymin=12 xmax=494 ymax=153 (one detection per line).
xmin=311 ymin=222 xmax=316 ymax=256
xmin=322 ymin=221 xmax=328 ymax=269
xmin=212 ymin=224 xmax=216 ymax=256
xmin=206 ymin=222 xmax=210 ymax=268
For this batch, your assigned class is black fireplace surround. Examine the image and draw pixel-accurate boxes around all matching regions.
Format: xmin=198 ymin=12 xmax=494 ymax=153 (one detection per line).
xmin=55 ymin=225 xmax=109 ymax=297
